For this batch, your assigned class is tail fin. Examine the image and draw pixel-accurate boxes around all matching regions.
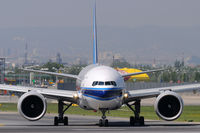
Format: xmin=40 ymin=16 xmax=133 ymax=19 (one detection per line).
xmin=93 ymin=1 xmax=98 ymax=64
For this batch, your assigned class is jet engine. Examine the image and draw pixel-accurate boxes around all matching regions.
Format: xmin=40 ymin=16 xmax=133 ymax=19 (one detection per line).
xmin=154 ymin=91 xmax=183 ymax=121
xmin=17 ymin=91 xmax=47 ymax=121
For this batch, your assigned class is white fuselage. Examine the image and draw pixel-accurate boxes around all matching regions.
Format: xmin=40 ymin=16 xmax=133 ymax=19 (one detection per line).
xmin=76 ymin=64 xmax=126 ymax=110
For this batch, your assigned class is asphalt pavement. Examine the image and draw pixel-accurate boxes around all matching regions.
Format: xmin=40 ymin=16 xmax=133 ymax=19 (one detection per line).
xmin=0 ymin=113 xmax=200 ymax=133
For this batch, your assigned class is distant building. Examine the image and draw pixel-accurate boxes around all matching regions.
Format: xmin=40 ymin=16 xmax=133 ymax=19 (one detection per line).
xmin=56 ymin=53 xmax=62 ymax=64
xmin=24 ymin=43 xmax=28 ymax=65
xmin=0 ymin=58 xmax=5 ymax=84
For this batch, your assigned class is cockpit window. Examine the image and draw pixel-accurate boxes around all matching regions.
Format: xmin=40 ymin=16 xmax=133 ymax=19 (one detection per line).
xmin=111 ymin=81 xmax=117 ymax=86
xmin=92 ymin=81 xmax=117 ymax=86
xmin=92 ymin=81 xmax=98 ymax=86
xmin=105 ymin=81 xmax=111 ymax=85
xmin=98 ymin=81 xmax=104 ymax=85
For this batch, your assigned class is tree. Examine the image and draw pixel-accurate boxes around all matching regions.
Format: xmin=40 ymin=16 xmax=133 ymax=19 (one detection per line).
xmin=174 ymin=60 xmax=184 ymax=69
xmin=161 ymin=72 xmax=171 ymax=82
xmin=111 ymin=59 xmax=132 ymax=68
xmin=42 ymin=62 xmax=64 ymax=72
xmin=194 ymin=72 xmax=200 ymax=82
xmin=67 ymin=65 xmax=84 ymax=75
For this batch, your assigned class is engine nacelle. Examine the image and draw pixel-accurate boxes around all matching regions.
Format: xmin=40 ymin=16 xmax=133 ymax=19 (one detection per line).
xmin=154 ymin=91 xmax=183 ymax=121
xmin=17 ymin=91 xmax=47 ymax=121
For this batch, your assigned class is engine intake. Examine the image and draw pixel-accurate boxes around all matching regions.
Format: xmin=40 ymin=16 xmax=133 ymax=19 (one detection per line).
xmin=18 ymin=91 xmax=47 ymax=121
xmin=154 ymin=91 xmax=183 ymax=121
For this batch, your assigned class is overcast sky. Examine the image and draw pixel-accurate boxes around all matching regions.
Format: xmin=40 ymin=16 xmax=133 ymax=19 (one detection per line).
xmin=0 ymin=0 xmax=200 ymax=29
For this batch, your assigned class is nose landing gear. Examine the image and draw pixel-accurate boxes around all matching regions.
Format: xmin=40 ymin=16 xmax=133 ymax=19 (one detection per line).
xmin=99 ymin=109 xmax=109 ymax=127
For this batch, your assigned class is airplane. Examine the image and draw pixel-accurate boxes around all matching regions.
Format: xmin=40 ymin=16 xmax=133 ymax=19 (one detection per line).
xmin=0 ymin=2 xmax=200 ymax=127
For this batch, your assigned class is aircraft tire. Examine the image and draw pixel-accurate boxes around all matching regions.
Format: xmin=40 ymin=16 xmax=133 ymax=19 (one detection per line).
xmin=64 ymin=116 xmax=68 ymax=126
xmin=130 ymin=116 xmax=135 ymax=126
xmin=104 ymin=119 xmax=109 ymax=127
xmin=139 ymin=116 xmax=144 ymax=126
xmin=54 ymin=117 xmax=58 ymax=126
xmin=99 ymin=119 xmax=103 ymax=127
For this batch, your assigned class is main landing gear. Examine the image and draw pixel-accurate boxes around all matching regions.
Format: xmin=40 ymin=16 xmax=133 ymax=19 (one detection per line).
xmin=99 ymin=109 xmax=109 ymax=127
xmin=126 ymin=100 xmax=145 ymax=126
xmin=54 ymin=100 xmax=72 ymax=126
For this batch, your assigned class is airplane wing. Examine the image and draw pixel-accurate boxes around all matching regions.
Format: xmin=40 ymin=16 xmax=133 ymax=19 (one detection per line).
xmin=23 ymin=69 xmax=79 ymax=79
xmin=121 ymin=68 xmax=165 ymax=77
xmin=125 ymin=83 xmax=200 ymax=103
xmin=0 ymin=84 xmax=77 ymax=103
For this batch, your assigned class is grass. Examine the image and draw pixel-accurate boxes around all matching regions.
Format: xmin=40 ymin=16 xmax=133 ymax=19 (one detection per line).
xmin=0 ymin=103 xmax=200 ymax=122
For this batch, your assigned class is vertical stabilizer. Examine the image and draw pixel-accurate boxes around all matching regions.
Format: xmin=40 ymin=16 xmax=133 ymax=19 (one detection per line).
xmin=93 ymin=1 xmax=98 ymax=64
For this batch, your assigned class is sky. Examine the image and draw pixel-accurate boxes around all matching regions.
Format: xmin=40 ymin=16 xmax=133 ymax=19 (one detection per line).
xmin=0 ymin=0 xmax=200 ymax=28
xmin=1 ymin=0 xmax=200 ymax=65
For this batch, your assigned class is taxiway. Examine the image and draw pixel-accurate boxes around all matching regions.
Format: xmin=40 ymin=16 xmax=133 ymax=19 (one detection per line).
xmin=0 ymin=113 xmax=200 ymax=133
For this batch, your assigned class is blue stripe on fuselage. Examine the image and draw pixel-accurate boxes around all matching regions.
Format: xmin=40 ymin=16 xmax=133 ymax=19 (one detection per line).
xmin=81 ymin=87 xmax=123 ymax=101
xmin=83 ymin=94 xmax=122 ymax=101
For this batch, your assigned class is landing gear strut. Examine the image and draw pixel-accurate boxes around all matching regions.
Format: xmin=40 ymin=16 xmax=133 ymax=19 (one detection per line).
xmin=99 ymin=109 xmax=109 ymax=127
xmin=126 ymin=100 xmax=144 ymax=126
xmin=54 ymin=100 xmax=72 ymax=126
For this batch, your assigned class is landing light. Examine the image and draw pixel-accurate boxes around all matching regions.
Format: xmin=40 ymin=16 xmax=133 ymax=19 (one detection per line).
xmin=73 ymin=94 xmax=79 ymax=99
xmin=124 ymin=93 xmax=129 ymax=99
